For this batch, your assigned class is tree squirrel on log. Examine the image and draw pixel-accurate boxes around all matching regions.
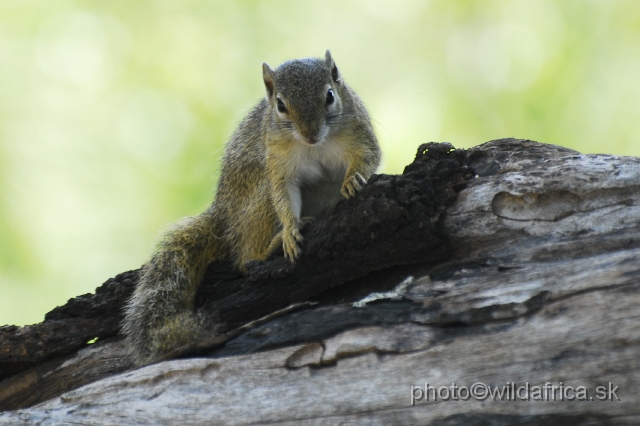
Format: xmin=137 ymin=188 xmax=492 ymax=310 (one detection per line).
xmin=123 ymin=51 xmax=381 ymax=365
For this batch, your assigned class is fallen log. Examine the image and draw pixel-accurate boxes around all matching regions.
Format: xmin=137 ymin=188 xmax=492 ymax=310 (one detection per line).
xmin=1 ymin=138 xmax=639 ymax=425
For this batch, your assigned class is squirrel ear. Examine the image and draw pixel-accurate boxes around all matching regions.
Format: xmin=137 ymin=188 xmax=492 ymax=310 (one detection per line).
xmin=325 ymin=50 xmax=333 ymax=66
xmin=325 ymin=50 xmax=340 ymax=83
xmin=262 ymin=63 xmax=275 ymax=98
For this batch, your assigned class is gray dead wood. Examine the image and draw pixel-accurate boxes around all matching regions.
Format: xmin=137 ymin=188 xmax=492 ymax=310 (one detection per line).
xmin=1 ymin=139 xmax=639 ymax=425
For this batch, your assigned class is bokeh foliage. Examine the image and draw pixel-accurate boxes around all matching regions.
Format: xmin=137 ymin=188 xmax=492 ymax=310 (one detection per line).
xmin=1 ymin=0 xmax=639 ymax=326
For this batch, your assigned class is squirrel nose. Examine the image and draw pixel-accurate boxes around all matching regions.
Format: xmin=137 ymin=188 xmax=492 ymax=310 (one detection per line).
xmin=300 ymin=126 xmax=320 ymax=143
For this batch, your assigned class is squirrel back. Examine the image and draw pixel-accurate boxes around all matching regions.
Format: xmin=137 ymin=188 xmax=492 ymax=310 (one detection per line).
xmin=123 ymin=51 xmax=381 ymax=365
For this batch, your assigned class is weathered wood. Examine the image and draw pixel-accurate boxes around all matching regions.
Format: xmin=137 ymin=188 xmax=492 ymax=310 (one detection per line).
xmin=0 ymin=270 xmax=138 ymax=380
xmin=0 ymin=142 xmax=471 ymax=406
xmin=0 ymin=338 xmax=132 ymax=412
xmin=2 ymin=139 xmax=640 ymax=425
xmin=3 ymin=249 xmax=638 ymax=424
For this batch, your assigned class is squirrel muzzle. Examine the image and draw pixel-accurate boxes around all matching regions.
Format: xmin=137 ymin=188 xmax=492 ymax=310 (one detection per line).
xmin=299 ymin=124 xmax=321 ymax=145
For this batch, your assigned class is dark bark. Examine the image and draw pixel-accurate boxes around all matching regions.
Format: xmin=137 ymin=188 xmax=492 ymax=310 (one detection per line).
xmin=195 ymin=142 xmax=473 ymax=331
xmin=0 ymin=142 xmax=472 ymax=385
xmin=0 ymin=271 xmax=137 ymax=380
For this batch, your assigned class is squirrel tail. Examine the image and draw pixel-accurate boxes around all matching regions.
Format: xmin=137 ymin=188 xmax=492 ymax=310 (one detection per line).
xmin=122 ymin=209 xmax=223 ymax=366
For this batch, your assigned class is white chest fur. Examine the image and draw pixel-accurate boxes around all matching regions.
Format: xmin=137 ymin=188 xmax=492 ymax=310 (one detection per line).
xmin=286 ymin=139 xmax=348 ymax=220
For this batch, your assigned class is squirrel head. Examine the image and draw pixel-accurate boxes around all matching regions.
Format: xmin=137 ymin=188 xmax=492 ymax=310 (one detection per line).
xmin=263 ymin=50 xmax=343 ymax=145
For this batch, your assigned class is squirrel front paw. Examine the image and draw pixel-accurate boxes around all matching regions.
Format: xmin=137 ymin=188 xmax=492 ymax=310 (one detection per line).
xmin=341 ymin=172 xmax=367 ymax=199
xmin=282 ymin=227 xmax=303 ymax=263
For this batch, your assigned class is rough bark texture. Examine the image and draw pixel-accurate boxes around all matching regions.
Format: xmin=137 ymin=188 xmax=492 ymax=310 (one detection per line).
xmin=0 ymin=142 xmax=470 ymax=407
xmin=0 ymin=270 xmax=138 ymax=380
xmin=195 ymin=141 xmax=472 ymax=332
xmin=1 ymin=139 xmax=639 ymax=425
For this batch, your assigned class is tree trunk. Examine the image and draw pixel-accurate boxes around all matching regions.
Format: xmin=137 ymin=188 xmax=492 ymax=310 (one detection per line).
xmin=1 ymin=139 xmax=639 ymax=425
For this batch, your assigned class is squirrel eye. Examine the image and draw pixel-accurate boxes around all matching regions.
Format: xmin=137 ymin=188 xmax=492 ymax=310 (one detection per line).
xmin=326 ymin=89 xmax=335 ymax=105
xmin=276 ymin=97 xmax=287 ymax=113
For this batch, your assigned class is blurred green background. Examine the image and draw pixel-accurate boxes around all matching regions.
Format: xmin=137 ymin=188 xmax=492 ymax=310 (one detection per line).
xmin=1 ymin=1 xmax=639 ymax=326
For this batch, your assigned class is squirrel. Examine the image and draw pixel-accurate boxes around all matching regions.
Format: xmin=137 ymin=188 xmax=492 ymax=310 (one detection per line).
xmin=122 ymin=50 xmax=381 ymax=366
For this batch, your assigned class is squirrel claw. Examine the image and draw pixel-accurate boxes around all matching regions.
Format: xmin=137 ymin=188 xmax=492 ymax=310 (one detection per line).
xmin=341 ymin=172 xmax=366 ymax=199
xmin=283 ymin=228 xmax=303 ymax=263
